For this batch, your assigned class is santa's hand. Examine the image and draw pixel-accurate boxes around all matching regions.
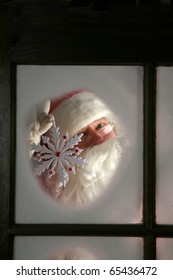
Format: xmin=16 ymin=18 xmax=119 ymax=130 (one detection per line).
xmin=37 ymin=111 xmax=54 ymax=136
xmin=28 ymin=99 xmax=54 ymax=157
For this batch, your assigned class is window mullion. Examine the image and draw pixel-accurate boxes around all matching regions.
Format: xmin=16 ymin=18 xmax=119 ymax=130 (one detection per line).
xmin=143 ymin=62 xmax=157 ymax=259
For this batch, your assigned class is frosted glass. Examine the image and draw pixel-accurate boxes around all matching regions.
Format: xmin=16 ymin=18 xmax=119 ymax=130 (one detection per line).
xmin=15 ymin=65 xmax=143 ymax=223
xmin=156 ymin=67 xmax=173 ymax=224
xmin=13 ymin=236 xmax=143 ymax=260
xmin=157 ymin=238 xmax=173 ymax=260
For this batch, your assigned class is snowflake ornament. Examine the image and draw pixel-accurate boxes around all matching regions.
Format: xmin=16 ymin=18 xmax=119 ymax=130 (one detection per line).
xmin=31 ymin=121 xmax=86 ymax=188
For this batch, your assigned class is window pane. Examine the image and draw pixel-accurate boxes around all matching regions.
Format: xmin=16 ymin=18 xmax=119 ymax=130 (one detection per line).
xmin=156 ymin=67 xmax=173 ymax=224
xmin=15 ymin=65 xmax=143 ymax=223
xmin=14 ymin=236 xmax=143 ymax=260
xmin=157 ymin=238 xmax=173 ymax=259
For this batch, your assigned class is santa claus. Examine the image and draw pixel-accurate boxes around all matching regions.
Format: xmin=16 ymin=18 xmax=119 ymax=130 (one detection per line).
xmin=28 ymin=90 xmax=124 ymax=207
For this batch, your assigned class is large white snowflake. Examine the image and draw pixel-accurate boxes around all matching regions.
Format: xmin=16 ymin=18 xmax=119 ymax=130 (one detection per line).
xmin=31 ymin=122 xmax=86 ymax=188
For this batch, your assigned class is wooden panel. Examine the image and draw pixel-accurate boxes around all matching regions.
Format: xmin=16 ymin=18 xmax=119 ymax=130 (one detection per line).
xmin=3 ymin=0 xmax=173 ymax=63
xmin=0 ymin=13 xmax=11 ymax=260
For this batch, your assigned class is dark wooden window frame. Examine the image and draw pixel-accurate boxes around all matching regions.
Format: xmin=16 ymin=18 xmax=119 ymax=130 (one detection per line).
xmin=1 ymin=0 xmax=173 ymax=260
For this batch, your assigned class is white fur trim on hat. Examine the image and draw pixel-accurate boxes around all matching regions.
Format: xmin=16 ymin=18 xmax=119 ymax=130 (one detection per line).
xmin=51 ymin=91 xmax=114 ymax=136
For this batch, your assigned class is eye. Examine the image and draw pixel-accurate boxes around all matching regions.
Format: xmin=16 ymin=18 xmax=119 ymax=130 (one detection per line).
xmin=96 ymin=123 xmax=104 ymax=130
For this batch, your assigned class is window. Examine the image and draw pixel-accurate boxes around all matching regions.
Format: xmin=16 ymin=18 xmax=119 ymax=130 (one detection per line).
xmin=1 ymin=0 xmax=173 ymax=260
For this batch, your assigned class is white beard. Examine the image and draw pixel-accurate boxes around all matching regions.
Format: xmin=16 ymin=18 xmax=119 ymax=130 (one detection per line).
xmin=52 ymin=137 xmax=123 ymax=207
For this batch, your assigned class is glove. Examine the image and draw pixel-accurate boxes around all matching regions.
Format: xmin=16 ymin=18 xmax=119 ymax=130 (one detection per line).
xmin=28 ymin=99 xmax=54 ymax=157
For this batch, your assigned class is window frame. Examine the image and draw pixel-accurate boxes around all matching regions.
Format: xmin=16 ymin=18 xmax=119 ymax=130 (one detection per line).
xmin=1 ymin=0 xmax=173 ymax=260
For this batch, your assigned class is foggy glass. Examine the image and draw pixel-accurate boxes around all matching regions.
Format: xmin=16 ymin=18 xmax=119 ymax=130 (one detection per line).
xmin=157 ymin=238 xmax=173 ymax=259
xmin=15 ymin=65 xmax=143 ymax=223
xmin=14 ymin=236 xmax=143 ymax=260
xmin=156 ymin=67 xmax=173 ymax=224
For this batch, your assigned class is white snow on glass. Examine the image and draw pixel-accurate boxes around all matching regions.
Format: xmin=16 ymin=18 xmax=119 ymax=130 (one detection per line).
xmin=31 ymin=121 xmax=86 ymax=188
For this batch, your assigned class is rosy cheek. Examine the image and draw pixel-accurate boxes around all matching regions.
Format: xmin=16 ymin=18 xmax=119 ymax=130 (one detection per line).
xmin=78 ymin=141 xmax=91 ymax=149
xmin=77 ymin=134 xmax=91 ymax=148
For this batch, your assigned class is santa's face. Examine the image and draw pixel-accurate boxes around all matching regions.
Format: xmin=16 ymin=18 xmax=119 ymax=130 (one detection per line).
xmin=77 ymin=117 xmax=116 ymax=149
xmin=29 ymin=92 xmax=123 ymax=207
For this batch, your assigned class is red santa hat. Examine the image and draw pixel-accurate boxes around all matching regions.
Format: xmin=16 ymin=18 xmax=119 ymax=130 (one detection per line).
xmin=49 ymin=89 xmax=114 ymax=136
